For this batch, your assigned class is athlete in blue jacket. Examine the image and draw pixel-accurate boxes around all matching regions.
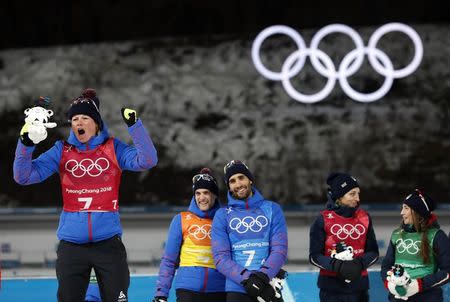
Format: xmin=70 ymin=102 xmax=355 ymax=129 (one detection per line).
xmin=212 ymin=160 xmax=288 ymax=302
xmin=13 ymin=89 xmax=158 ymax=302
xmin=152 ymin=168 xmax=226 ymax=302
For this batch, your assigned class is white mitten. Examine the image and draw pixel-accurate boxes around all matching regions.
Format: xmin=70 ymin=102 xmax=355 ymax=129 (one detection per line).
xmin=404 ymin=279 xmax=420 ymax=298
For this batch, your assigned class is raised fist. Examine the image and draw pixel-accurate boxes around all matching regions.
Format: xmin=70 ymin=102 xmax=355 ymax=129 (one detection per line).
xmin=121 ymin=107 xmax=137 ymax=127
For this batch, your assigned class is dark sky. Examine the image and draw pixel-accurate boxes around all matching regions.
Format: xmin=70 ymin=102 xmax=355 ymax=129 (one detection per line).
xmin=1 ymin=0 xmax=448 ymax=50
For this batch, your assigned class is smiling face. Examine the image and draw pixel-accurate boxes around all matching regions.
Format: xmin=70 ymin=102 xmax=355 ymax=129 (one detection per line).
xmin=195 ymin=189 xmax=216 ymax=212
xmin=337 ymin=187 xmax=360 ymax=208
xmin=228 ymin=173 xmax=253 ymax=200
xmin=401 ymin=204 xmax=414 ymax=225
xmin=71 ymin=114 xmax=99 ymax=143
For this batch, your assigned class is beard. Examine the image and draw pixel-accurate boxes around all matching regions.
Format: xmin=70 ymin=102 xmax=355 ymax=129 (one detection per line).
xmin=231 ymin=185 xmax=252 ymax=200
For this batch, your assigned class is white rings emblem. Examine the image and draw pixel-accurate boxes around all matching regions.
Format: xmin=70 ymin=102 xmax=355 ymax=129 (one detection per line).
xmin=395 ymin=238 xmax=420 ymax=255
xmin=252 ymin=23 xmax=423 ymax=103
xmin=330 ymin=223 xmax=366 ymax=240
xmin=229 ymin=215 xmax=269 ymax=234
xmin=65 ymin=158 xmax=110 ymax=178
xmin=188 ymin=224 xmax=212 ymax=240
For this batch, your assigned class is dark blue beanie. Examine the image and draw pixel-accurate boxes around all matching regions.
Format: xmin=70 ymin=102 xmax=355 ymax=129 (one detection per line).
xmin=67 ymin=88 xmax=103 ymax=129
xmin=404 ymin=189 xmax=436 ymax=219
xmin=192 ymin=168 xmax=219 ymax=196
xmin=223 ymin=160 xmax=254 ymax=189
xmin=326 ymin=172 xmax=359 ymax=200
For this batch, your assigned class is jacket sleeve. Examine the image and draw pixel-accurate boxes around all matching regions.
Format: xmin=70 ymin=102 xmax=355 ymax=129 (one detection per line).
xmin=155 ymin=214 xmax=183 ymax=297
xmin=359 ymin=214 xmax=379 ymax=269
xmin=114 ymin=119 xmax=158 ymax=171
xmin=13 ymin=139 xmax=62 ymax=185
xmin=421 ymin=230 xmax=450 ymax=290
xmin=211 ymin=208 xmax=251 ymax=285
xmin=380 ymin=237 xmax=395 ymax=284
xmin=309 ymin=214 xmax=335 ymax=271
xmin=259 ymin=202 xmax=288 ymax=279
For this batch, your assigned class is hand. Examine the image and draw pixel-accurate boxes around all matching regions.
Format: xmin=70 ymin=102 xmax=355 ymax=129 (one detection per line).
xmin=404 ymin=279 xmax=420 ymax=298
xmin=241 ymin=272 xmax=276 ymax=302
xmin=121 ymin=107 xmax=138 ymax=127
xmin=20 ymin=123 xmax=35 ymax=146
xmin=151 ymin=296 xmax=167 ymax=302
xmin=331 ymin=258 xmax=363 ymax=283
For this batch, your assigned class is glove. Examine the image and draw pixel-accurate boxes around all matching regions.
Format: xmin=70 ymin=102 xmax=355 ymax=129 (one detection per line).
xmin=20 ymin=123 xmax=35 ymax=146
xmin=331 ymin=258 xmax=363 ymax=283
xmin=241 ymin=272 xmax=277 ymax=302
xmin=151 ymin=296 xmax=167 ymax=302
xmin=331 ymin=242 xmax=354 ymax=261
xmin=270 ymin=269 xmax=287 ymax=300
xmin=121 ymin=107 xmax=137 ymax=127
xmin=404 ymin=279 xmax=420 ymax=298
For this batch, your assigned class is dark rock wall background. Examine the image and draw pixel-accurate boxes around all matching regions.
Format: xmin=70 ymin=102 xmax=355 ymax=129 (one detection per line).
xmin=0 ymin=24 xmax=448 ymax=206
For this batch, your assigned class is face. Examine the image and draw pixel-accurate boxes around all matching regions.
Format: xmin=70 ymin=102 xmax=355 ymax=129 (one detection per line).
xmin=401 ymin=204 xmax=414 ymax=225
xmin=195 ymin=189 xmax=216 ymax=212
xmin=337 ymin=187 xmax=360 ymax=208
xmin=229 ymin=173 xmax=253 ymax=200
xmin=71 ymin=114 xmax=98 ymax=143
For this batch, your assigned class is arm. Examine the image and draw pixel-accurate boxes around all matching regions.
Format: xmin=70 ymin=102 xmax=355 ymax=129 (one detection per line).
xmin=259 ymin=202 xmax=288 ymax=279
xmin=359 ymin=215 xmax=379 ymax=269
xmin=421 ymin=230 xmax=450 ymax=290
xmin=309 ymin=215 xmax=335 ymax=271
xmin=211 ymin=209 xmax=251 ymax=284
xmin=13 ymin=140 xmax=62 ymax=185
xmin=381 ymin=239 xmax=395 ymax=284
xmin=115 ymin=119 xmax=158 ymax=171
xmin=155 ymin=214 xmax=183 ymax=297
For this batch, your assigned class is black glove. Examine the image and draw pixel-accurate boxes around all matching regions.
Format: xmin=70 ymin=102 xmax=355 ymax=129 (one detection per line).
xmin=241 ymin=272 xmax=277 ymax=302
xmin=331 ymin=258 xmax=363 ymax=282
xmin=151 ymin=296 xmax=167 ymax=302
xmin=19 ymin=124 xmax=35 ymax=147
xmin=121 ymin=107 xmax=138 ymax=127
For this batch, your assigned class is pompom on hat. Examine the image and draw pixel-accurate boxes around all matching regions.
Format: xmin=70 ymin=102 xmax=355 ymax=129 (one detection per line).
xmin=67 ymin=88 xmax=103 ymax=129
xmin=192 ymin=168 xmax=219 ymax=196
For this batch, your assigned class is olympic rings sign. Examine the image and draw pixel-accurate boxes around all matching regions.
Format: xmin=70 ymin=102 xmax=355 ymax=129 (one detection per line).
xmin=252 ymin=23 xmax=423 ymax=103
xmin=395 ymin=238 xmax=420 ymax=255
xmin=229 ymin=215 xmax=269 ymax=233
xmin=330 ymin=223 xmax=366 ymax=240
xmin=65 ymin=158 xmax=110 ymax=178
xmin=188 ymin=224 xmax=212 ymax=240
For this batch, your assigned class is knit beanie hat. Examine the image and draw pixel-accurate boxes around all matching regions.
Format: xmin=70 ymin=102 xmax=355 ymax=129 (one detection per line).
xmin=404 ymin=189 xmax=436 ymax=219
xmin=67 ymin=88 xmax=103 ymax=129
xmin=223 ymin=160 xmax=254 ymax=189
xmin=326 ymin=172 xmax=359 ymax=200
xmin=192 ymin=168 xmax=219 ymax=196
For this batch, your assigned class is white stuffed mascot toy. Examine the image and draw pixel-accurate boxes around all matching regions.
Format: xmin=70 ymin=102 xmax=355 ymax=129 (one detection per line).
xmin=21 ymin=96 xmax=57 ymax=145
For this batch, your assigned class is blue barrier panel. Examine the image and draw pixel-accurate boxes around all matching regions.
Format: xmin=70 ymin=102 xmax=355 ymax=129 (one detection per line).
xmin=0 ymin=272 xmax=449 ymax=301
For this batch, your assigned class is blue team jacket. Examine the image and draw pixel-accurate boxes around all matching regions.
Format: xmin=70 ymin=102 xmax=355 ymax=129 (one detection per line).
xmin=13 ymin=120 xmax=157 ymax=243
xmin=211 ymin=188 xmax=288 ymax=293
